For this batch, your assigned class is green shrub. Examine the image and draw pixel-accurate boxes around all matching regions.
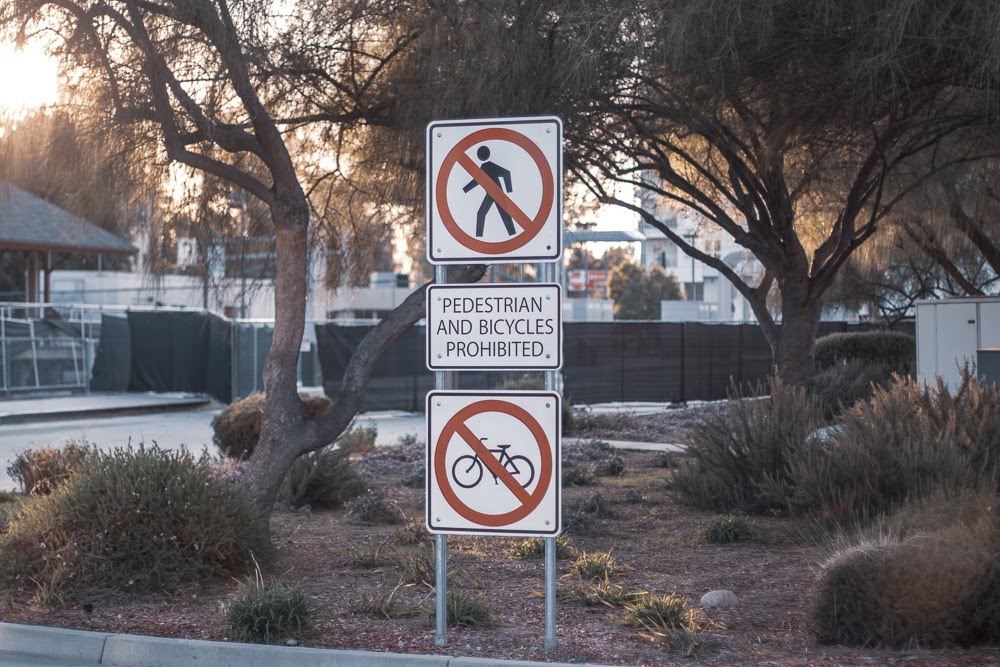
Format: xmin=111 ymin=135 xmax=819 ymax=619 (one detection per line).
xmin=444 ymin=591 xmax=498 ymax=628
xmin=563 ymin=492 xmax=614 ymax=535
xmin=558 ymin=579 xmax=643 ymax=607
xmin=401 ymin=461 xmax=425 ymax=489
xmin=280 ymin=445 xmax=367 ymax=510
xmin=212 ymin=392 xmax=332 ymax=460
xmin=569 ymin=550 xmax=621 ymax=581
xmin=671 ymin=376 xmax=821 ymax=514
xmin=813 ymin=330 xmax=915 ymax=373
xmin=497 ymin=374 xmax=544 ymax=391
xmin=562 ymin=462 xmax=596 ymax=487
xmin=808 ymin=359 xmax=898 ymax=420
xmin=788 ymin=372 xmax=1000 ymax=526
xmin=507 ymin=534 xmax=575 ymax=560
xmin=593 ymin=455 xmax=626 ymax=477
xmin=6 ymin=441 xmax=96 ymax=495
xmin=393 ymin=547 xmax=436 ymax=587
xmin=0 ymin=445 xmax=272 ymax=600
xmin=701 ymin=515 xmax=760 ymax=544
xmin=349 ymin=542 xmax=394 ymax=568
xmin=623 ymin=593 xmax=714 ymax=655
xmin=222 ymin=573 xmax=312 ymax=644
xmin=394 ymin=517 xmax=432 ymax=545
xmin=652 ymin=450 xmax=680 ymax=469
xmin=348 ymin=585 xmax=416 ymax=619
xmin=345 ymin=489 xmax=402 ymax=525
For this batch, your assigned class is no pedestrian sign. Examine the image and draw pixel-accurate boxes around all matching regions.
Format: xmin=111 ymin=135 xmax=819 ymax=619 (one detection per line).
xmin=426 ymin=283 xmax=562 ymax=371
xmin=426 ymin=391 xmax=561 ymax=536
xmin=426 ymin=117 xmax=563 ymax=264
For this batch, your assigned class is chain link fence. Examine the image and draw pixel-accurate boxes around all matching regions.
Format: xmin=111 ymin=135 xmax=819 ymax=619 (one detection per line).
xmin=0 ymin=302 xmax=332 ymax=400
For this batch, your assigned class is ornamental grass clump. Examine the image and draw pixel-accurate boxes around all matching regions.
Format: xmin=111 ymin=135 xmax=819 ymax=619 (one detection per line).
xmin=811 ymin=492 xmax=999 ymax=648
xmin=0 ymin=444 xmax=272 ymax=601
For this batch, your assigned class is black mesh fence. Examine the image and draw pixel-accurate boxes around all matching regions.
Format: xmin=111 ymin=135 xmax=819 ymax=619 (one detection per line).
xmin=316 ymin=319 xmax=916 ymax=411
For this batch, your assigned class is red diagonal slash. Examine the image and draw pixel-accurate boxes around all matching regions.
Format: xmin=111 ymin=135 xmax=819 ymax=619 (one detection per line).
xmin=455 ymin=153 xmax=544 ymax=238
xmin=454 ymin=422 xmax=533 ymax=505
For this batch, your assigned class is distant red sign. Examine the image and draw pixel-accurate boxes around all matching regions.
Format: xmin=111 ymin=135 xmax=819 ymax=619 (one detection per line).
xmin=567 ymin=270 xmax=587 ymax=291
xmin=587 ymin=270 xmax=609 ymax=291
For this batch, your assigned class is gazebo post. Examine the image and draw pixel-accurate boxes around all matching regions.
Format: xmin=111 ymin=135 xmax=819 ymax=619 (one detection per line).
xmin=43 ymin=251 xmax=52 ymax=304
xmin=25 ymin=250 xmax=40 ymax=304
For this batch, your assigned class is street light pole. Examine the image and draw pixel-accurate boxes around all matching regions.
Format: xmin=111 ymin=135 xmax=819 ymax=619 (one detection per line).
xmin=684 ymin=231 xmax=698 ymax=302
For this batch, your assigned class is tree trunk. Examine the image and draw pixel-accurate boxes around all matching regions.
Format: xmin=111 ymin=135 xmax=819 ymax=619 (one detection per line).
xmin=772 ymin=285 xmax=824 ymax=386
xmin=243 ymin=195 xmax=313 ymax=511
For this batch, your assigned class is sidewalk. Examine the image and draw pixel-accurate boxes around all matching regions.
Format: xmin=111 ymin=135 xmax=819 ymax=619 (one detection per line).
xmin=0 ymin=393 xmax=211 ymax=425
xmin=0 ymin=622 xmax=614 ymax=667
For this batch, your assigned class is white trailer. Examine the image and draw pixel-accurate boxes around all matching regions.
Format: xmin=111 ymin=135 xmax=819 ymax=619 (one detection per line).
xmin=916 ymin=296 xmax=1000 ymax=390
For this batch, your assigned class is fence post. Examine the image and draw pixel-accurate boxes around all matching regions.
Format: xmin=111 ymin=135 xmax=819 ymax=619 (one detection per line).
xmin=1 ymin=313 xmax=7 ymax=396
xmin=679 ymin=323 xmax=686 ymax=403
xmin=28 ymin=319 xmax=40 ymax=388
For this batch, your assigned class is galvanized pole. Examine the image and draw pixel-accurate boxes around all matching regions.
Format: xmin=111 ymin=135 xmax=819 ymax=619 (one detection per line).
xmin=434 ymin=264 xmax=449 ymax=647
xmin=543 ymin=260 xmax=557 ymax=650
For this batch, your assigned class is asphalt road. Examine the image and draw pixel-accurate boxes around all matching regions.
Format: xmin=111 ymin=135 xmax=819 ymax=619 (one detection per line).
xmin=0 ymin=408 xmax=425 ymax=491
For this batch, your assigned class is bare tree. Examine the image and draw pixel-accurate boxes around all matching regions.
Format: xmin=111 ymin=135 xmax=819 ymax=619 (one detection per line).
xmin=895 ymin=163 xmax=1000 ymax=295
xmin=2 ymin=0 xmax=483 ymax=511
xmin=569 ymin=0 xmax=1000 ymax=383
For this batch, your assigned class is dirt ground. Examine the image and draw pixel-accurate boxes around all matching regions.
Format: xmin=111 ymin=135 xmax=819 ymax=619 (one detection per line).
xmin=2 ymin=443 xmax=1000 ymax=666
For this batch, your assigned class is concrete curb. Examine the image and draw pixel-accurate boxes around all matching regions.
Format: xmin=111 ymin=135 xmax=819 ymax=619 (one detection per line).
xmin=0 ymin=623 xmax=615 ymax=667
xmin=0 ymin=624 xmax=109 ymax=663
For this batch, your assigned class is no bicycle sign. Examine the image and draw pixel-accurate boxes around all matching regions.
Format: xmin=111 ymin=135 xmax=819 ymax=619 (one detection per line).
xmin=426 ymin=391 xmax=561 ymax=536
xmin=426 ymin=117 xmax=563 ymax=264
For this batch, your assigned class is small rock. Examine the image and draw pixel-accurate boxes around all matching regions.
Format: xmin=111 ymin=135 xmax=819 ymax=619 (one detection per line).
xmin=700 ymin=589 xmax=739 ymax=609
xmin=285 ymin=639 xmax=298 ymax=647
xmin=297 ymin=504 xmax=312 ymax=514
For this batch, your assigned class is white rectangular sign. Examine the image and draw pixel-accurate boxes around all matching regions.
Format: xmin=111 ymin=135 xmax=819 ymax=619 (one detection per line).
xmin=426 ymin=116 xmax=563 ymax=264
xmin=426 ymin=283 xmax=562 ymax=371
xmin=426 ymin=390 xmax=561 ymax=537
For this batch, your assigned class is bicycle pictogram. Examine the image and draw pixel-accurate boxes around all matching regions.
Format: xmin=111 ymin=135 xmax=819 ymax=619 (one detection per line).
xmin=451 ymin=438 xmax=536 ymax=490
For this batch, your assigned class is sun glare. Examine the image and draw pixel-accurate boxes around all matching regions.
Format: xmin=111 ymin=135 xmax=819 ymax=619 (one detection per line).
xmin=0 ymin=42 xmax=59 ymax=114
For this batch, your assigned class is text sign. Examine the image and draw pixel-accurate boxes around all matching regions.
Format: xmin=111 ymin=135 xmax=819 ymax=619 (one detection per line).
xmin=426 ymin=391 xmax=561 ymax=536
xmin=426 ymin=116 xmax=563 ymax=264
xmin=427 ymin=283 xmax=562 ymax=371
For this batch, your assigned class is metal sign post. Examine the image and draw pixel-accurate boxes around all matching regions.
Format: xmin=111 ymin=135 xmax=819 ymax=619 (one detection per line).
xmin=434 ymin=265 xmax=450 ymax=648
xmin=542 ymin=260 xmax=557 ymax=651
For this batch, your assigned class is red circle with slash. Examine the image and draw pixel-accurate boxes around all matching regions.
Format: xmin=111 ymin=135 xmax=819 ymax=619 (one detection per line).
xmin=435 ymin=128 xmax=555 ymax=255
xmin=434 ymin=399 xmax=553 ymax=527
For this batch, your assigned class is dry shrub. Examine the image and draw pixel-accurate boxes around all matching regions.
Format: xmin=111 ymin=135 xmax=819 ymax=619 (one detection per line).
xmin=789 ymin=371 xmax=1000 ymax=526
xmin=812 ymin=495 xmax=998 ymax=647
xmin=212 ymin=392 xmax=332 ymax=460
xmin=670 ymin=376 xmax=821 ymax=514
xmin=0 ymin=445 xmax=272 ymax=601
xmin=807 ymin=359 xmax=898 ymax=420
xmin=6 ymin=441 xmax=96 ymax=495
xmin=279 ymin=425 xmax=375 ymax=509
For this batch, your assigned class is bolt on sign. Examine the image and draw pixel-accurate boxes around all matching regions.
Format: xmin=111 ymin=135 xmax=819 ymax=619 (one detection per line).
xmin=426 ymin=391 xmax=561 ymax=537
xmin=426 ymin=117 xmax=563 ymax=264
xmin=426 ymin=283 xmax=562 ymax=371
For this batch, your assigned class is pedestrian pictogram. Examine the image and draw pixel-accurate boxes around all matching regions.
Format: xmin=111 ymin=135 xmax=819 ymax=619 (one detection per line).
xmin=426 ymin=391 xmax=561 ymax=536
xmin=426 ymin=117 xmax=562 ymax=264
